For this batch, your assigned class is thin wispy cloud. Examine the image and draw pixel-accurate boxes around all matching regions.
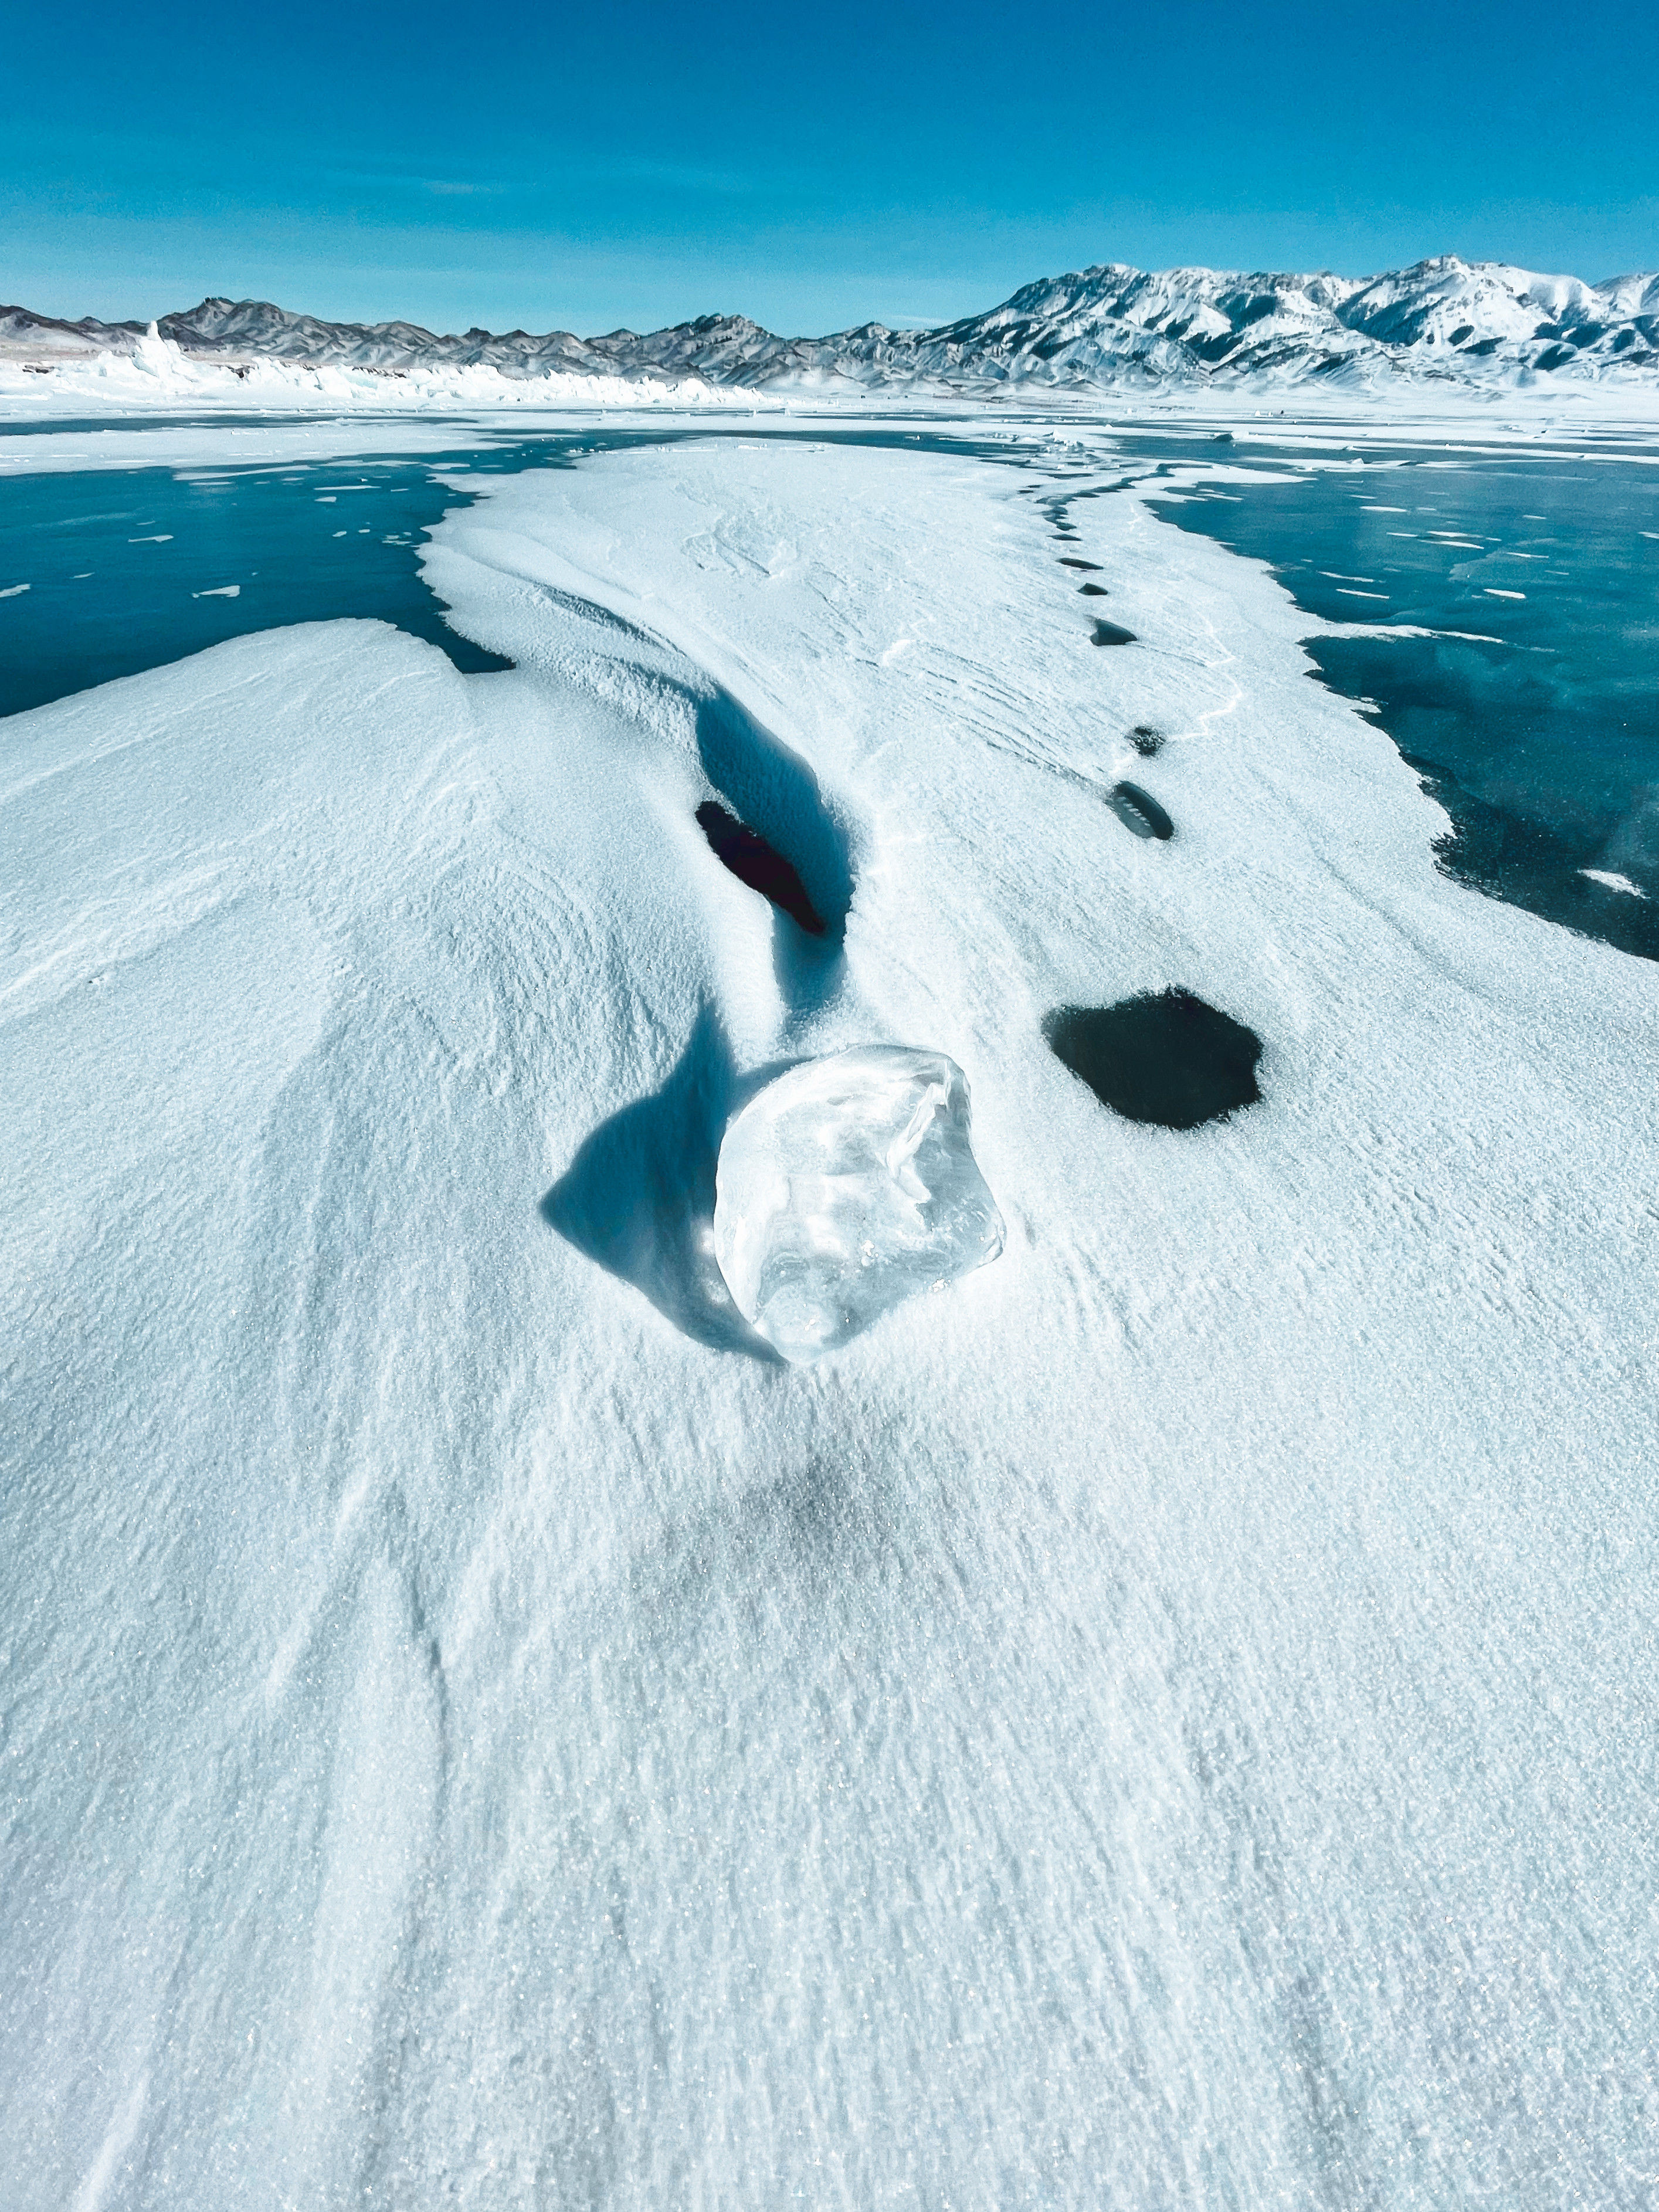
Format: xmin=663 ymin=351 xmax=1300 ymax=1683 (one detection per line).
xmin=577 ymin=155 xmax=761 ymax=196
xmin=325 ymin=158 xmax=766 ymax=201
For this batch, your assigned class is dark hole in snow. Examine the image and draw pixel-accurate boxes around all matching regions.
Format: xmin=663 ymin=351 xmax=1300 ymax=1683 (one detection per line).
xmin=1091 ymin=619 xmax=1138 ymax=646
xmin=1078 ymin=582 xmax=1111 ymax=597
xmin=1131 ymin=725 xmax=1163 ymax=756
xmin=696 ymin=801 xmax=826 ymax=936
xmin=1108 ymin=781 xmax=1173 ymax=840
xmin=1045 ymin=990 xmax=1263 ymax=1130
xmin=1059 ymin=558 xmax=1103 ymax=571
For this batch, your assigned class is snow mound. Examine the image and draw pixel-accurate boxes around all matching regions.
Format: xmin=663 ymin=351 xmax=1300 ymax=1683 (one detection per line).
xmin=712 ymin=1046 xmax=1004 ymax=1362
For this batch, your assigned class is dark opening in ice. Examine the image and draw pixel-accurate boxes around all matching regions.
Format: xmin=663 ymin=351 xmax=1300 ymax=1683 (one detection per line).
xmin=1131 ymin=726 xmax=1164 ymax=756
xmin=1045 ymin=990 xmax=1263 ymax=1130
xmin=1108 ymin=781 xmax=1174 ymax=840
xmin=696 ymin=801 xmax=827 ymax=936
xmin=1091 ymin=619 xmax=1138 ymax=646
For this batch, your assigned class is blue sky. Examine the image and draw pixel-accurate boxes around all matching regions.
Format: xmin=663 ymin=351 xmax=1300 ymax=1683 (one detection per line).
xmin=4 ymin=0 xmax=1654 ymax=335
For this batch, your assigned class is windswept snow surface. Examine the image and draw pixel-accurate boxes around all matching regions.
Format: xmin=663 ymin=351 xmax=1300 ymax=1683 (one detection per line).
xmin=4 ymin=428 xmax=1657 ymax=2208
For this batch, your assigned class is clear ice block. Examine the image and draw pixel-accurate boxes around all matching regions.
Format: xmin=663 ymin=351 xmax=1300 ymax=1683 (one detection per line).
xmin=712 ymin=1045 xmax=1004 ymax=1363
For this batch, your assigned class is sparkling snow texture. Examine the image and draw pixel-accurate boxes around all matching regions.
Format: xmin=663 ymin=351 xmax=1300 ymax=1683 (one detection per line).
xmin=3 ymin=424 xmax=1657 ymax=2209
xmin=712 ymin=1046 xmax=1004 ymax=1361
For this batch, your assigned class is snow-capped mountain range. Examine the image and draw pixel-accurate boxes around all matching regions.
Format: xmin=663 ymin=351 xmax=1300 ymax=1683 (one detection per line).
xmin=5 ymin=256 xmax=1657 ymax=392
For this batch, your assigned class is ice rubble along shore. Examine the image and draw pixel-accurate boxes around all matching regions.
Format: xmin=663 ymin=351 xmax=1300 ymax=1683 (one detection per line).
xmin=0 ymin=319 xmax=766 ymax=415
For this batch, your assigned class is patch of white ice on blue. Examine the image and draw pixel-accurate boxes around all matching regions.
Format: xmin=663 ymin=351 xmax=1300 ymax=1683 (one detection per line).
xmin=1579 ymin=867 xmax=1647 ymax=897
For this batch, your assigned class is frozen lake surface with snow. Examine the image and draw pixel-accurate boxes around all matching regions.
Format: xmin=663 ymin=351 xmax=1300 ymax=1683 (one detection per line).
xmin=1148 ymin=449 xmax=1659 ymax=957
xmin=2 ymin=401 xmax=1657 ymax=2208
xmin=6 ymin=412 xmax=1654 ymax=953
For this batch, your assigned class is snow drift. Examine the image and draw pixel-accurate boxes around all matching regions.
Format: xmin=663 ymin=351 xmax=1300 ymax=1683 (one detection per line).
xmin=2 ymin=427 xmax=1655 ymax=2207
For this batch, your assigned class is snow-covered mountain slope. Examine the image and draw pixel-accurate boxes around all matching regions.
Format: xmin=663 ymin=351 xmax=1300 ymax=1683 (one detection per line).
xmin=5 ymin=255 xmax=1656 ymax=395
xmin=819 ymin=258 xmax=1659 ymax=391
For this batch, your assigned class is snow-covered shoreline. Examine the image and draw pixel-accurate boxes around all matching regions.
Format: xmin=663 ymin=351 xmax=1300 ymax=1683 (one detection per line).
xmin=2 ymin=387 xmax=1656 ymax=504
xmin=0 ymin=322 xmax=777 ymax=421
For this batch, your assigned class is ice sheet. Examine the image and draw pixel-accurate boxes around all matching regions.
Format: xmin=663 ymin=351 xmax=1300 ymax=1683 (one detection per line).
xmin=3 ymin=428 xmax=1656 ymax=2208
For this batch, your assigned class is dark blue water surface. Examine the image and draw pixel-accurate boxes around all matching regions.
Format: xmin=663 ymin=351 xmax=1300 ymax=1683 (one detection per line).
xmin=4 ymin=416 xmax=1655 ymax=961
xmin=0 ymin=425 xmax=1026 ymax=721
xmin=1141 ymin=452 xmax=1659 ymax=961
xmin=0 ymin=447 xmax=548 ymax=712
xmin=1019 ymin=424 xmax=1657 ymax=959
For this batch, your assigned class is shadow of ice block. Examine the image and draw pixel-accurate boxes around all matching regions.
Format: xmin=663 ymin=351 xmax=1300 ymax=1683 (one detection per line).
xmin=542 ymin=1007 xmax=785 ymax=1361
xmin=712 ymin=1046 xmax=1004 ymax=1364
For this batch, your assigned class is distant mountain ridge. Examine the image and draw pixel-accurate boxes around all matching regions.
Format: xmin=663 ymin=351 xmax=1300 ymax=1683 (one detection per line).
xmin=5 ymin=256 xmax=1657 ymax=391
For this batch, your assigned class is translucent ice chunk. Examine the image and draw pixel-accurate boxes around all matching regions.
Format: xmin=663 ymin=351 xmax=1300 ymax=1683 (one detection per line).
xmin=712 ymin=1045 xmax=1004 ymax=1363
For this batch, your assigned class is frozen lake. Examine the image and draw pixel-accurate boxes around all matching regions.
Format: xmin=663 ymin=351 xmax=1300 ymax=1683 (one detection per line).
xmin=2 ymin=408 xmax=1655 ymax=2208
xmin=1150 ymin=448 xmax=1659 ymax=958
xmin=6 ymin=413 xmax=1654 ymax=956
